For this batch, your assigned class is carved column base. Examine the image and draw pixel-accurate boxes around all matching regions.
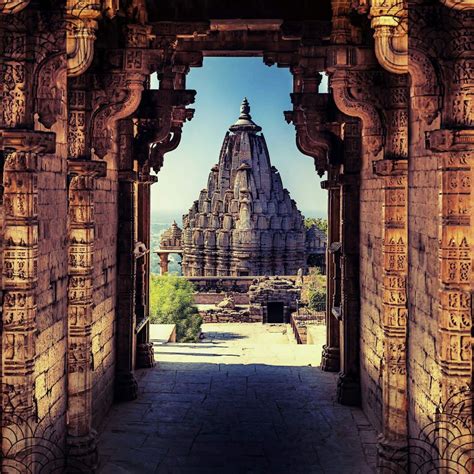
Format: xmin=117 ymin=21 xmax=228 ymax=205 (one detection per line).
xmin=66 ymin=430 xmax=98 ymax=472
xmin=114 ymin=371 xmax=138 ymax=402
xmin=336 ymin=372 xmax=361 ymax=406
xmin=321 ymin=345 xmax=340 ymax=372
xmin=376 ymin=434 xmax=408 ymax=473
xmin=136 ymin=342 xmax=155 ymax=368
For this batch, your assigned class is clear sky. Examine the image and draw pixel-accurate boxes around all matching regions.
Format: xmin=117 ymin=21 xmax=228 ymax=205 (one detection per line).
xmin=150 ymin=57 xmax=328 ymax=223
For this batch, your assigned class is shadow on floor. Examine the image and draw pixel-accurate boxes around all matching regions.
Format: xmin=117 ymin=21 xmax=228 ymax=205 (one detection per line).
xmin=98 ymin=360 xmax=377 ymax=474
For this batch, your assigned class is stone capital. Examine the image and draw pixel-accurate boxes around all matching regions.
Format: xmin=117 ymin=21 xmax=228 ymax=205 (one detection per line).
xmin=426 ymin=129 xmax=474 ymax=152
xmin=0 ymin=129 xmax=56 ymax=154
xmin=67 ymin=159 xmax=107 ymax=178
xmin=372 ymin=158 xmax=408 ymax=176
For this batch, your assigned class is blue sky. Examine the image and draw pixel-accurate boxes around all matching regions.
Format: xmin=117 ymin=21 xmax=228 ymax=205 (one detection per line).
xmin=150 ymin=58 xmax=328 ymax=223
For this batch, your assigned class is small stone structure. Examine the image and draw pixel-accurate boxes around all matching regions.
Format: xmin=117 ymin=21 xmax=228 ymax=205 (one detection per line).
xmin=248 ymin=277 xmax=301 ymax=324
xmin=201 ymin=307 xmax=259 ymax=324
xmin=155 ymin=221 xmax=183 ymax=274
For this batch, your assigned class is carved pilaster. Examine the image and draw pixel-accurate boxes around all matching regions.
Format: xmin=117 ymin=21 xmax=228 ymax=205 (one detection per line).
xmin=427 ymin=130 xmax=473 ymax=471
xmin=115 ymin=152 xmax=141 ymax=401
xmin=115 ymin=170 xmax=140 ymax=400
xmin=0 ymin=130 xmax=54 ymax=470
xmin=66 ymin=159 xmax=106 ymax=470
xmin=0 ymin=20 xmax=28 ymax=129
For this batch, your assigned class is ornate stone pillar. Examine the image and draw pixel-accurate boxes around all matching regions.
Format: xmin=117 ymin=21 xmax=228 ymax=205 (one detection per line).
xmin=66 ymin=159 xmax=106 ymax=469
xmin=321 ymin=170 xmax=341 ymax=372
xmin=0 ymin=131 xmax=55 ymax=468
xmin=373 ymin=73 xmax=409 ymax=469
xmin=373 ymin=158 xmax=408 ymax=470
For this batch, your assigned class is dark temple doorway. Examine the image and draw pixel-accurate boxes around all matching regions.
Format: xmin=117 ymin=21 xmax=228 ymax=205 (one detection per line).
xmin=267 ymin=302 xmax=285 ymax=323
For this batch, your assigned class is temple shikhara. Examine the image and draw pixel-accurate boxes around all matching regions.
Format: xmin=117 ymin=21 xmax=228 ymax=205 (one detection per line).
xmin=0 ymin=0 xmax=472 ymax=472
xmin=181 ymin=98 xmax=307 ymax=277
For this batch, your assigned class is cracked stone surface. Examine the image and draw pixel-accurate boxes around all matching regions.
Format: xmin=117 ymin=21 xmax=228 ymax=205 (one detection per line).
xmin=98 ymin=324 xmax=377 ymax=473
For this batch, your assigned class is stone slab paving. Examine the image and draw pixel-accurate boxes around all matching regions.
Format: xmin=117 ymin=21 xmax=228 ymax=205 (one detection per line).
xmin=98 ymin=323 xmax=377 ymax=474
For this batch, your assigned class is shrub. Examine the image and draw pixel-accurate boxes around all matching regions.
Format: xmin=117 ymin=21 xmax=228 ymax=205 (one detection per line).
xmin=149 ymin=274 xmax=202 ymax=342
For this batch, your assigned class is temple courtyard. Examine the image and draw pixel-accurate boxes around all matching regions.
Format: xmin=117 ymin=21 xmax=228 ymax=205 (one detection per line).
xmin=98 ymin=324 xmax=377 ymax=473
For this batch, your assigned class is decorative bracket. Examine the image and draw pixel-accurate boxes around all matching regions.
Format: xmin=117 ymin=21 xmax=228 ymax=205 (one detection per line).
xmin=134 ymin=88 xmax=195 ymax=173
xmin=370 ymin=0 xmax=408 ymax=74
xmin=66 ymin=0 xmax=101 ymax=77
xmin=330 ymin=69 xmax=385 ymax=157
xmin=91 ymin=74 xmax=145 ymax=159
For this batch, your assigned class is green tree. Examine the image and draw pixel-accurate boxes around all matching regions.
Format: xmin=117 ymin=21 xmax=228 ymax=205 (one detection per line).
xmin=149 ymin=274 xmax=202 ymax=342
xmin=301 ymin=268 xmax=326 ymax=312
xmin=304 ymin=217 xmax=328 ymax=234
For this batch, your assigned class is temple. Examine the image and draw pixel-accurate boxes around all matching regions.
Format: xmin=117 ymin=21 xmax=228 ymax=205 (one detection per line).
xmin=181 ymin=99 xmax=307 ymax=277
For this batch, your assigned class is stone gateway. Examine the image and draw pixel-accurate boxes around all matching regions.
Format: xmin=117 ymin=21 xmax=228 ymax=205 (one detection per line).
xmin=0 ymin=1 xmax=472 ymax=472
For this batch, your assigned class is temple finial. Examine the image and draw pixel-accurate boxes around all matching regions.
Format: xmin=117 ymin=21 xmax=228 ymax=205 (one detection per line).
xmin=230 ymin=97 xmax=261 ymax=132
xmin=239 ymin=97 xmax=251 ymax=119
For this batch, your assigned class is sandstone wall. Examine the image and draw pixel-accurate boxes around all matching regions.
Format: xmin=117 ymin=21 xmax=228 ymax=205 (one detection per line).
xmin=407 ymin=117 xmax=442 ymax=438
xmin=91 ymin=161 xmax=118 ymax=428
xmin=34 ymin=117 xmax=69 ymax=449
xmin=359 ymin=157 xmax=384 ymax=433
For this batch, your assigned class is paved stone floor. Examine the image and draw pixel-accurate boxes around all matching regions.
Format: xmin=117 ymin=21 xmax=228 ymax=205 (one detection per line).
xmin=98 ymin=324 xmax=377 ymax=473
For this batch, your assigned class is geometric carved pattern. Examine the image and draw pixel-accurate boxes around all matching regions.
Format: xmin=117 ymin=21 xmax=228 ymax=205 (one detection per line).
xmin=437 ymin=152 xmax=472 ymax=379
xmin=1 ymin=150 xmax=39 ymax=470
xmin=381 ymin=169 xmax=408 ymax=440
